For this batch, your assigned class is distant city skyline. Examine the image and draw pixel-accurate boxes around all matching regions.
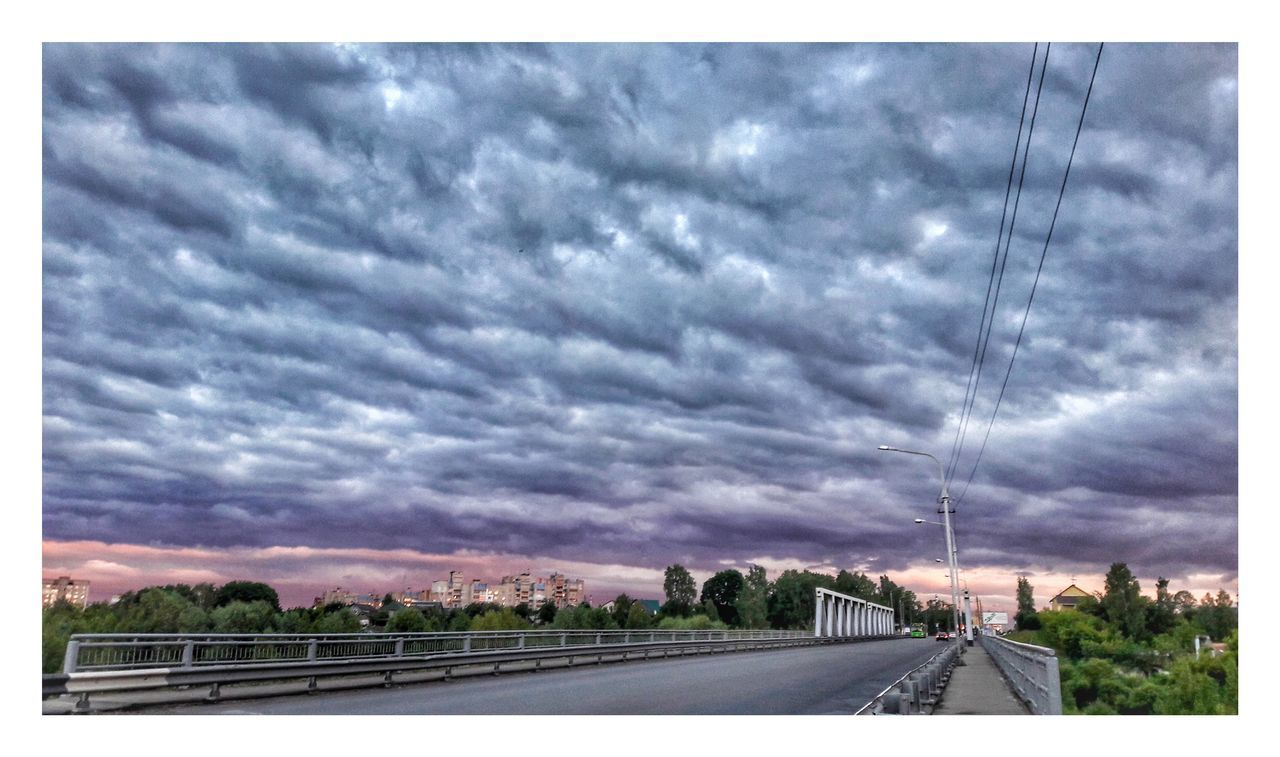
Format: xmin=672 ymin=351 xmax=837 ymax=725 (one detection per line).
xmin=42 ymin=43 xmax=1237 ymax=616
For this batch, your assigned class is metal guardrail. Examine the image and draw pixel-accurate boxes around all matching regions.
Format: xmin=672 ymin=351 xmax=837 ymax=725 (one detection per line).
xmin=48 ymin=629 xmax=904 ymax=710
xmin=856 ymin=643 xmax=962 ymax=715
xmin=60 ymin=629 xmax=810 ymax=673
xmin=978 ymin=632 xmax=1062 ymax=715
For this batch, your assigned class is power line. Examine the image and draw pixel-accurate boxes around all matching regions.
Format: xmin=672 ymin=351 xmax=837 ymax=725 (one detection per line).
xmin=944 ymin=43 xmax=1041 ymax=484
xmin=955 ymin=43 xmax=1105 ymax=504
xmin=946 ymin=43 xmax=1051 ymax=486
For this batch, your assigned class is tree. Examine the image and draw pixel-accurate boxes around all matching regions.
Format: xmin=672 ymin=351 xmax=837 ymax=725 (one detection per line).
xmin=700 ymin=569 xmax=745 ymax=625
xmin=1172 ymin=590 xmax=1198 ymax=617
xmin=446 ymin=611 xmax=472 ymax=632
xmin=834 ymin=570 xmax=877 ymax=601
xmin=537 ymin=601 xmax=558 ymax=625
xmin=471 ymin=608 xmax=532 ymax=631
xmin=1145 ymin=577 xmax=1178 ymax=636
xmin=386 ymin=608 xmax=428 ymax=633
xmin=1101 ymin=563 xmax=1147 ymax=639
xmin=624 ymin=602 xmax=652 ymax=629
xmin=734 ymin=564 xmax=770 ymax=629
xmin=1193 ymin=590 xmax=1237 ymax=641
xmin=663 ymin=565 xmax=697 ymax=616
xmin=314 ymin=607 xmax=363 ymax=633
xmin=209 ymin=600 xmax=276 ymax=633
xmin=215 ymin=581 xmax=281 ymax=612
xmin=1016 ymin=577 xmax=1035 ymax=616
xmin=1014 ymin=577 xmax=1038 ymax=630
xmin=766 ymin=570 xmax=835 ymax=629
xmin=609 ymin=594 xmax=635 ymax=628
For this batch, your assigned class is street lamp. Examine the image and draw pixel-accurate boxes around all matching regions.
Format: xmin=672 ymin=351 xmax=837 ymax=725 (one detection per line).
xmin=879 ymin=444 xmax=964 ymax=655
xmin=918 ymin=517 xmax=976 ymax=646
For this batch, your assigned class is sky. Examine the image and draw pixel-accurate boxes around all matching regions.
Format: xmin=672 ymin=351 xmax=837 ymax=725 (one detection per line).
xmin=41 ymin=42 xmax=1237 ymax=611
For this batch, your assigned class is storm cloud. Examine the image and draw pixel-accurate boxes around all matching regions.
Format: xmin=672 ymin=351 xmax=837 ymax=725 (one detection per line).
xmin=42 ymin=43 xmax=1237 ymax=605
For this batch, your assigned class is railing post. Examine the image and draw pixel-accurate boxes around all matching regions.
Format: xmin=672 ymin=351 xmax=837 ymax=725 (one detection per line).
xmin=63 ymin=639 xmax=80 ymax=675
xmin=559 ymin=633 xmax=567 ymax=647
xmin=518 ymin=634 xmax=526 ymax=650
xmin=394 ymin=638 xmax=405 ymax=657
xmin=308 ymin=639 xmax=318 ymax=663
xmin=181 ymin=641 xmax=194 ymax=669
xmin=463 ymin=637 xmax=472 ymax=653
xmin=1044 ymin=653 xmax=1063 ymax=715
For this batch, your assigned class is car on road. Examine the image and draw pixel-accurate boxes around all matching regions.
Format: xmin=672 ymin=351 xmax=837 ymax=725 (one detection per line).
xmin=935 ymin=631 xmax=949 ymax=641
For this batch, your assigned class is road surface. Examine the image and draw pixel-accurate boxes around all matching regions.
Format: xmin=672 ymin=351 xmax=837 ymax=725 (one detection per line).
xmin=149 ymin=638 xmax=941 ymax=715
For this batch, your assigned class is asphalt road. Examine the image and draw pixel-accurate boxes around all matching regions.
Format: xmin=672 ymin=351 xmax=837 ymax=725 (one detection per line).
xmin=151 ymin=638 xmax=942 ymax=715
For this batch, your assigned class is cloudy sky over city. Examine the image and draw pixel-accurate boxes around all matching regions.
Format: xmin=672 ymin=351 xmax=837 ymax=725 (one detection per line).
xmin=41 ymin=42 xmax=1237 ymax=608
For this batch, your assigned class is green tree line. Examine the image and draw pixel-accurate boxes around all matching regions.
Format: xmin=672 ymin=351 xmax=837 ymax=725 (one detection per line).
xmin=1007 ymin=563 xmax=1237 ymax=715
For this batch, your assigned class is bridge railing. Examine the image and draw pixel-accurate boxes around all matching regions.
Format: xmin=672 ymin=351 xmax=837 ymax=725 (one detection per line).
xmin=978 ymin=631 xmax=1062 ymax=715
xmin=62 ymin=629 xmax=813 ymax=674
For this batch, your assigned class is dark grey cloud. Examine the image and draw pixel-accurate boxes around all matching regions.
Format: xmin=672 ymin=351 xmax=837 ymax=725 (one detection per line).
xmin=43 ymin=43 xmax=1237 ymax=585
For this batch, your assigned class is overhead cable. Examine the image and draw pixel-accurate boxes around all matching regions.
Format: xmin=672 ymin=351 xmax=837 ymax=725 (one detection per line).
xmin=946 ymin=43 xmax=1051 ymax=487
xmin=944 ymin=43 xmax=1041 ymax=484
xmin=955 ymin=43 xmax=1105 ymax=504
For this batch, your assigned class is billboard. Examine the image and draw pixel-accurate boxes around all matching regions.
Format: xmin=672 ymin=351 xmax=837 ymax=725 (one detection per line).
xmin=982 ymin=612 xmax=1009 ymax=625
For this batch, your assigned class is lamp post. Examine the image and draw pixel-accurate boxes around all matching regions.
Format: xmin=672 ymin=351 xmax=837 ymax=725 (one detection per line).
xmin=921 ymin=519 xmax=976 ymax=646
xmin=880 ymin=445 xmax=964 ymax=655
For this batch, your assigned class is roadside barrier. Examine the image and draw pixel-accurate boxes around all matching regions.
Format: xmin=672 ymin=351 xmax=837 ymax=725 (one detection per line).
xmin=978 ymin=632 xmax=1062 ymax=715
xmin=45 ymin=629 xmax=901 ymax=712
xmin=856 ymin=643 xmax=962 ymax=715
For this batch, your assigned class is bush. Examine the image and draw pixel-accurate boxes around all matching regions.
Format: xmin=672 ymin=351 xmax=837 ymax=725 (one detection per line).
xmin=210 ymin=600 xmax=276 ymax=633
xmin=1014 ymin=610 xmax=1041 ymax=630
xmin=385 ymin=608 xmax=428 ymax=633
xmin=1036 ymin=610 xmax=1106 ymax=660
xmin=314 ymin=608 xmax=363 ymax=634
xmin=471 ymin=609 xmax=533 ymax=631
xmin=657 ymin=614 xmax=728 ymax=631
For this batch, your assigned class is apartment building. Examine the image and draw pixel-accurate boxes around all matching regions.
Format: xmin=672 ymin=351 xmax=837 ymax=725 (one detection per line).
xmin=43 ymin=576 xmax=90 ymax=609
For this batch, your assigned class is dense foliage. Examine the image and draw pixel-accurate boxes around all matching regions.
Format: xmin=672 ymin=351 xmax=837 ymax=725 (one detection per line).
xmin=1008 ymin=564 xmax=1237 ymax=715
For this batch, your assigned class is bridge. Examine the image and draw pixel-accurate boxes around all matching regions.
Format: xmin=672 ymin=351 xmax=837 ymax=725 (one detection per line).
xmin=42 ymin=589 xmax=1059 ymax=715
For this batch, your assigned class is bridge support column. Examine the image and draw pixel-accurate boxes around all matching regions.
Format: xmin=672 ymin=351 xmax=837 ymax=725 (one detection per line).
xmin=814 ymin=594 xmax=824 ymax=638
xmin=837 ymin=600 xmax=846 ymax=637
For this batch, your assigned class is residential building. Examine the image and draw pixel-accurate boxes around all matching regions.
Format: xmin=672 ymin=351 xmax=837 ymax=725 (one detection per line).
xmin=316 ymin=588 xmax=383 ymax=608
xmin=1048 ymin=584 xmax=1092 ymax=611
xmin=548 ymin=573 xmax=587 ymax=608
xmin=43 ymin=576 xmax=90 ymax=609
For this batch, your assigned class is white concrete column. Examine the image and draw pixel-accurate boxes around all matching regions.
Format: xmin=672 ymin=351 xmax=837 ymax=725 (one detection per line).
xmin=814 ymin=592 xmax=823 ymax=638
xmin=826 ymin=597 xmax=834 ymax=637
